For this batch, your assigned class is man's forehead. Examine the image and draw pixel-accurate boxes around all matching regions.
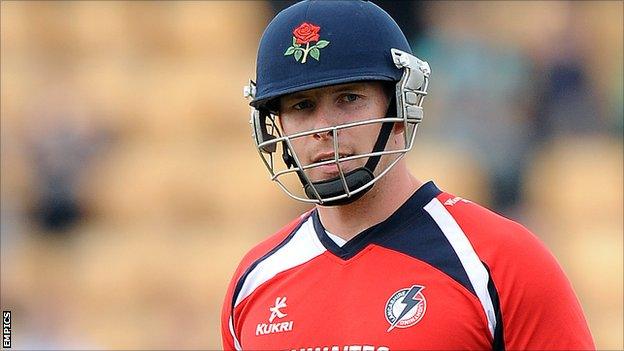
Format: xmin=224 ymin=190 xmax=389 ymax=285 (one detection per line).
xmin=282 ymin=82 xmax=376 ymax=101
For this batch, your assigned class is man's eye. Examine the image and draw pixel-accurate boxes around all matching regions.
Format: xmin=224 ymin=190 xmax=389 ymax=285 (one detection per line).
xmin=293 ymin=100 xmax=313 ymax=110
xmin=340 ymin=94 xmax=359 ymax=103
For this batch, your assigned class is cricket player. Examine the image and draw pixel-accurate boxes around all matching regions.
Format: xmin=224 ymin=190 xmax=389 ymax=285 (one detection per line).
xmin=222 ymin=1 xmax=595 ymax=350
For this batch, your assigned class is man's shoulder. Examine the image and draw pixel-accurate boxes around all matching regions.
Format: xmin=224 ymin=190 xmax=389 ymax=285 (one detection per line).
xmin=436 ymin=191 xmax=539 ymax=249
xmin=234 ymin=210 xmax=314 ymax=278
xmin=435 ymin=191 xmax=549 ymax=265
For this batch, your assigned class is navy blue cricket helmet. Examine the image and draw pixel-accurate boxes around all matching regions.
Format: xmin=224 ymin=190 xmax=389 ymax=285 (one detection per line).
xmin=251 ymin=0 xmax=413 ymax=108
xmin=244 ymin=0 xmax=431 ymax=206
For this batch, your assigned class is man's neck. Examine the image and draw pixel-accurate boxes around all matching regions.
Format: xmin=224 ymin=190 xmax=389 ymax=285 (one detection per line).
xmin=316 ymin=164 xmax=423 ymax=242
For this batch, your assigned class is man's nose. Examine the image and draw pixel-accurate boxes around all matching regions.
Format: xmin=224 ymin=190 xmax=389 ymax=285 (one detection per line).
xmin=312 ymin=104 xmax=339 ymax=140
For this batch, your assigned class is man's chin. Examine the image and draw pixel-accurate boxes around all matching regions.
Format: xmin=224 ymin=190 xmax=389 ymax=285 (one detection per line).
xmin=305 ymin=159 xmax=366 ymax=182
xmin=308 ymin=167 xmax=353 ymax=183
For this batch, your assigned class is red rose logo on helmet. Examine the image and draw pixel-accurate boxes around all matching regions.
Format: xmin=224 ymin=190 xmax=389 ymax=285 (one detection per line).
xmin=293 ymin=22 xmax=320 ymax=44
xmin=284 ymin=22 xmax=330 ymax=64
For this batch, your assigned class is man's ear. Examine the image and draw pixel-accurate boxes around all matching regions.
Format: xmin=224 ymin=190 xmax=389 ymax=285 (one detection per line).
xmin=393 ymin=122 xmax=405 ymax=134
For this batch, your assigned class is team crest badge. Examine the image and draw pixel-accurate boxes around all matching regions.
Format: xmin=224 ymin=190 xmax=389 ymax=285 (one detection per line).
xmin=284 ymin=22 xmax=330 ymax=64
xmin=385 ymin=285 xmax=427 ymax=332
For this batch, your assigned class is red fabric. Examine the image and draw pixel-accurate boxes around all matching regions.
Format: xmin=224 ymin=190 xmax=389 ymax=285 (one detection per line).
xmin=234 ymin=245 xmax=491 ymax=350
xmin=221 ymin=194 xmax=595 ymax=350
xmin=221 ymin=213 xmax=310 ymax=350
xmin=436 ymin=192 xmax=595 ymax=350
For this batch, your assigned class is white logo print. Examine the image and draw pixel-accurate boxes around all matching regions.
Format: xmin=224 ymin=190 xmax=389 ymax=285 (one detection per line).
xmin=385 ymin=285 xmax=427 ymax=332
xmin=269 ymin=296 xmax=287 ymax=322
xmin=444 ymin=196 xmax=470 ymax=206
xmin=256 ymin=296 xmax=294 ymax=336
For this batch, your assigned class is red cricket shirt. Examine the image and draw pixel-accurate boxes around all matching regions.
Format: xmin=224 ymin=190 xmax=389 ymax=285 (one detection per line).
xmin=221 ymin=182 xmax=594 ymax=350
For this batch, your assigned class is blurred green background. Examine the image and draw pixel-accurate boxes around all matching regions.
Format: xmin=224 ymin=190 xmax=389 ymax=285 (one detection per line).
xmin=1 ymin=1 xmax=622 ymax=349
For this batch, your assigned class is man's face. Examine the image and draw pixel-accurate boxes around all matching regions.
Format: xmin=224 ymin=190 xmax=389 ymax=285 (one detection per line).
xmin=279 ymin=81 xmax=390 ymax=182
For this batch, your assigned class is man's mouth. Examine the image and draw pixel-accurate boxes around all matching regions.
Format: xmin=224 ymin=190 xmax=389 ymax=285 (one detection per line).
xmin=309 ymin=152 xmax=356 ymax=177
xmin=312 ymin=152 xmax=353 ymax=165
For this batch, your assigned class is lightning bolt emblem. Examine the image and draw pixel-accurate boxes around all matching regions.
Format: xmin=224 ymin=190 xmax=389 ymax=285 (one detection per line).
xmin=387 ymin=285 xmax=424 ymax=332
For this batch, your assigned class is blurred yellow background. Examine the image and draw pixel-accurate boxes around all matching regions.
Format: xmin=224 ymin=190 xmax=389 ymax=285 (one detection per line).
xmin=1 ymin=1 xmax=622 ymax=350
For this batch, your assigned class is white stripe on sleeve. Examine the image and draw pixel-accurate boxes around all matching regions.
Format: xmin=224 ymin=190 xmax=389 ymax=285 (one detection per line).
xmin=424 ymin=198 xmax=496 ymax=337
xmin=234 ymin=216 xmax=326 ymax=307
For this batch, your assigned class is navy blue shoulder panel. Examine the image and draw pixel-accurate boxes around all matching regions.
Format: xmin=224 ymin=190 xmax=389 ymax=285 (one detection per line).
xmin=373 ymin=210 xmax=476 ymax=297
xmin=312 ymin=181 xmax=476 ymax=297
